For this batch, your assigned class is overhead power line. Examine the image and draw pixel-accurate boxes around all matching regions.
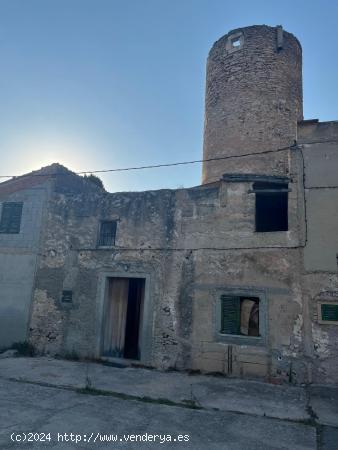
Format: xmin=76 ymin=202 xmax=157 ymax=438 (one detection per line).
xmin=1 ymin=139 xmax=337 ymax=180
xmin=0 ymin=145 xmax=292 ymax=179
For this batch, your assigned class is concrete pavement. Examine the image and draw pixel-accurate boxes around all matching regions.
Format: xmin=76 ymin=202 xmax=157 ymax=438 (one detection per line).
xmin=0 ymin=378 xmax=316 ymax=450
xmin=0 ymin=356 xmax=337 ymax=424
xmin=0 ymin=356 xmax=337 ymax=448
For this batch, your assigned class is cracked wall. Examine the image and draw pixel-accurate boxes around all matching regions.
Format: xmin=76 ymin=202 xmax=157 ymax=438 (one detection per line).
xmin=28 ymin=160 xmax=312 ymax=383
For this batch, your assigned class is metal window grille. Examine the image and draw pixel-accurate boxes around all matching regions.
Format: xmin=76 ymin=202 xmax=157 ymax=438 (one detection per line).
xmin=98 ymin=221 xmax=116 ymax=246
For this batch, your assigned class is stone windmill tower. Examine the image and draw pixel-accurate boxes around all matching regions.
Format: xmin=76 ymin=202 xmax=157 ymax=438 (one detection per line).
xmin=202 ymin=25 xmax=303 ymax=184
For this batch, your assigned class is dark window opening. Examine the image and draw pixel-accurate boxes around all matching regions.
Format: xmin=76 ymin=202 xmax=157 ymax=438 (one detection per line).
xmin=102 ymin=277 xmax=145 ymax=360
xmin=0 ymin=202 xmax=23 ymax=234
xmin=61 ymin=290 xmax=73 ymax=303
xmin=254 ymin=182 xmax=288 ymax=232
xmin=98 ymin=220 xmax=116 ymax=246
xmin=220 ymin=295 xmax=260 ymax=337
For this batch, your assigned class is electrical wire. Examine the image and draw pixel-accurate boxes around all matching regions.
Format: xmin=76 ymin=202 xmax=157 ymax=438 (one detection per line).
xmin=0 ymin=145 xmax=292 ymax=179
xmin=1 ymin=143 xmax=337 ymax=189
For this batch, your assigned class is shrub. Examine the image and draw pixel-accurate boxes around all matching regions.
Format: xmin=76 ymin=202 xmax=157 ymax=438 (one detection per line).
xmin=83 ymin=174 xmax=105 ymax=190
xmin=11 ymin=341 xmax=36 ymax=357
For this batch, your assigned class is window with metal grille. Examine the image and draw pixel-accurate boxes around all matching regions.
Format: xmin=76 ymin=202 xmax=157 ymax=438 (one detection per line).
xmin=98 ymin=220 xmax=116 ymax=246
xmin=0 ymin=202 xmax=23 ymax=234
xmin=253 ymin=182 xmax=288 ymax=232
xmin=220 ymin=295 xmax=260 ymax=336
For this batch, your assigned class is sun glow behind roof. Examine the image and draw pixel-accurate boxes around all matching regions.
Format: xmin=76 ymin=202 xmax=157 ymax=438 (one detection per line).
xmin=3 ymin=133 xmax=96 ymax=178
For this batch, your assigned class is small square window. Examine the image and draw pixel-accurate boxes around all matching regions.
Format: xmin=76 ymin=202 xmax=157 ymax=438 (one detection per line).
xmin=231 ymin=37 xmax=241 ymax=48
xmin=318 ymin=302 xmax=338 ymax=325
xmin=254 ymin=182 xmax=288 ymax=232
xmin=220 ymin=295 xmax=260 ymax=337
xmin=98 ymin=220 xmax=117 ymax=246
xmin=226 ymin=33 xmax=243 ymax=52
xmin=0 ymin=202 xmax=23 ymax=234
xmin=61 ymin=290 xmax=73 ymax=303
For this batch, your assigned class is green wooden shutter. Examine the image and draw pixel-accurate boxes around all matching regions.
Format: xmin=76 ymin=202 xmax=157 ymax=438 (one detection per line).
xmin=0 ymin=202 xmax=23 ymax=234
xmin=220 ymin=295 xmax=240 ymax=335
xmin=321 ymin=304 xmax=338 ymax=322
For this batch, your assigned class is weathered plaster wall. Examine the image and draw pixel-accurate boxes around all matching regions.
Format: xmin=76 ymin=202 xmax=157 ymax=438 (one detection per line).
xmin=25 ymin=26 xmax=338 ymax=385
xmin=301 ymin=274 xmax=338 ymax=384
xmin=191 ymin=248 xmax=306 ymax=382
xmin=0 ymin=183 xmax=49 ymax=349
xmin=304 ymin=190 xmax=338 ymax=271
xmin=297 ymin=120 xmax=338 ymax=384
xmin=29 ymin=168 xmax=308 ymax=382
xmin=298 ymin=121 xmax=338 ymax=272
xmin=30 ymin=184 xmax=179 ymax=362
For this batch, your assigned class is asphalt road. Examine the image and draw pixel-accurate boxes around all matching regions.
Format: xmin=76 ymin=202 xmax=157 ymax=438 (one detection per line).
xmin=0 ymin=378 xmax=317 ymax=450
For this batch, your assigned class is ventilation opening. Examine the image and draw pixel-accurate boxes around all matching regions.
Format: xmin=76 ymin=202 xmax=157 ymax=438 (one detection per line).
xmin=61 ymin=290 xmax=73 ymax=304
xmin=102 ymin=277 xmax=145 ymax=360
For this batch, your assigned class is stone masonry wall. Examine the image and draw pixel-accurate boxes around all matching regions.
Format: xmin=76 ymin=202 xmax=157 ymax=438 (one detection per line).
xmin=29 ymin=162 xmax=311 ymax=382
xmin=202 ymin=25 xmax=303 ymax=184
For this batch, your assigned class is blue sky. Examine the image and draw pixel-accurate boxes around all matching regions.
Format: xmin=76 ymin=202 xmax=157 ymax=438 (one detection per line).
xmin=0 ymin=0 xmax=337 ymax=192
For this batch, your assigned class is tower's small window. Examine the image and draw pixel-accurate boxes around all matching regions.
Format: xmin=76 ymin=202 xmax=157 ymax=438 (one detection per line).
xmin=231 ymin=37 xmax=241 ymax=48
xmin=98 ymin=220 xmax=117 ymax=246
xmin=254 ymin=182 xmax=288 ymax=232
xmin=0 ymin=202 xmax=23 ymax=234
xmin=226 ymin=33 xmax=243 ymax=52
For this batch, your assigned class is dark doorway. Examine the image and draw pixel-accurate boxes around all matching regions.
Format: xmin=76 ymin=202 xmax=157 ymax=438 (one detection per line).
xmin=102 ymin=277 xmax=145 ymax=360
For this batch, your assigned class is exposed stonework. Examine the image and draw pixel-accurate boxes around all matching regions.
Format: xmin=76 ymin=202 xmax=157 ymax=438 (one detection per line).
xmin=0 ymin=25 xmax=337 ymax=385
xmin=29 ymin=288 xmax=65 ymax=355
xmin=202 ymin=25 xmax=303 ymax=184
xmin=26 ymin=163 xmax=309 ymax=382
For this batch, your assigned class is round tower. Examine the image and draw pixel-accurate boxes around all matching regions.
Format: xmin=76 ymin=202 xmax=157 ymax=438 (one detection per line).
xmin=202 ymin=25 xmax=303 ymax=184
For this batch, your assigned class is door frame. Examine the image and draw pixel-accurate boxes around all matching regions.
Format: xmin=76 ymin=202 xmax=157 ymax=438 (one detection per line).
xmin=95 ymin=271 xmax=152 ymax=364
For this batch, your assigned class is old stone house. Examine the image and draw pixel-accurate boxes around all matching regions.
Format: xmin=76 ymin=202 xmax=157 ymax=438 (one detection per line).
xmin=0 ymin=25 xmax=337 ymax=384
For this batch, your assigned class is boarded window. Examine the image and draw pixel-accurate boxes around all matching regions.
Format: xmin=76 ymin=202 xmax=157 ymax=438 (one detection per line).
xmin=254 ymin=182 xmax=288 ymax=232
xmin=0 ymin=202 xmax=23 ymax=234
xmin=220 ymin=295 xmax=260 ymax=336
xmin=98 ymin=220 xmax=116 ymax=246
